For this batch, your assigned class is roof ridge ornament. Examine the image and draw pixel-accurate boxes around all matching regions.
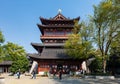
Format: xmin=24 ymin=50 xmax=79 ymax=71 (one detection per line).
xmin=58 ymin=9 xmax=62 ymax=13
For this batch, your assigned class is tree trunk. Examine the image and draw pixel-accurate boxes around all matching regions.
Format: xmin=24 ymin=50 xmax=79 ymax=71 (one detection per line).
xmin=103 ymin=59 xmax=106 ymax=73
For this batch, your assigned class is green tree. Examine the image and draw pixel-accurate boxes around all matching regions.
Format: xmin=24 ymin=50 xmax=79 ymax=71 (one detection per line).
xmin=110 ymin=31 xmax=120 ymax=50
xmin=65 ymin=20 xmax=94 ymax=60
xmin=65 ymin=20 xmax=95 ymax=73
xmin=10 ymin=56 xmax=29 ymax=74
xmin=65 ymin=34 xmax=86 ymax=59
xmin=92 ymin=0 xmax=120 ymax=73
xmin=3 ymin=42 xmax=29 ymax=73
xmin=108 ymin=31 xmax=120 ymax=74
xmin=0 ymin=30 xmax=5 ymax=62
xmin=80 ymin=21 xmax=94 ymax=57
xmin=89 ymin=56 xmax=103 ymax=73
xmin=0 ymin=31 xmax=5 ymax=44
xmin=3 ymin=42 xmax=26 ymax=61
xmin=108 ymin=45 xmax=120 ymax=75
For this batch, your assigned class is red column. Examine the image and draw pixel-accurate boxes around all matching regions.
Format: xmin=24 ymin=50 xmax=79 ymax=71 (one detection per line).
xmin=38 ymin=62 xmax=40 ymax=73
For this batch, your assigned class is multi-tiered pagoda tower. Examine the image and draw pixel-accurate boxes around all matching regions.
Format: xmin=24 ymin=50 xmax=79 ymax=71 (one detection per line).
xmin=29 ymin=12 xmax=83 ymax=74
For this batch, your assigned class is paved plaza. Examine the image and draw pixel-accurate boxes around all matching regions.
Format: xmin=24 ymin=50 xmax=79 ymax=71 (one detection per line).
xmin=1 ymin=73 xmax=120 ymax=84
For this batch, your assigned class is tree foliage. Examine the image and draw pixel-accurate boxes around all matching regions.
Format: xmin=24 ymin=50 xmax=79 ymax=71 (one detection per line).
xmin=65 ymin=20 xmax=94 ymax=59
xmin=108 ymin=30 xmax=120 ymax=74
xmin=3 ymin=42 xmax=26 ymax=61
xmin=0 ymin=31 xmax=5 ymax=44
xmin=89 ymin=56 xmax=103 ymax=73
xmin=65 ymin=34 xmax=87 ymax=59
xmin=2 ymin=42 xmax=29 ymax=73
xmin=0 ymin=31 xmax=5 ymax=62
xmin=108 ymin=45 xmax=120 ymax=74
xmin=92 ymin=0 xmax=120 ymax=73
xmin=10 ymin=56 xmax=29 ymax=74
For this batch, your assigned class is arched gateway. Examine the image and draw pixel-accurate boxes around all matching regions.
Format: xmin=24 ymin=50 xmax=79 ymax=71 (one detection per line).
xmin=29 ymin=12 xmax=83 ymax=75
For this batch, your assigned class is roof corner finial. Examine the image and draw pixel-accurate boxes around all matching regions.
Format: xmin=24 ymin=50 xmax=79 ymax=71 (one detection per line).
xmin=58 ymin=9 xmax=62 ymax=13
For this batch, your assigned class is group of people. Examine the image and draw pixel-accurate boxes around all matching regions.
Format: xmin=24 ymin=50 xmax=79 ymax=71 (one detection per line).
xmin=15 ymin=68 xmax=85 ymax=80
xmin=15 ymin=69 xmax=36 ymax=79
xmin=49 ymin=69 xmax=63 ymax=80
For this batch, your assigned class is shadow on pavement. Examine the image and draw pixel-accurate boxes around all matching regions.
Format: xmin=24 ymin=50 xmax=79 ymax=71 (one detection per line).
xmin=51 ymin=75 xmax=88 ymax=84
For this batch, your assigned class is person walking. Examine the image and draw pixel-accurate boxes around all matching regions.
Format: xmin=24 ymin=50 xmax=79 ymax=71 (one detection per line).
xmin=17 ymin=69 xmax=21 ymax=79
xmin=32 ymin=69 xmax=36 ymax=79
xmin=58 ymin=70 xmax=62 ymax=80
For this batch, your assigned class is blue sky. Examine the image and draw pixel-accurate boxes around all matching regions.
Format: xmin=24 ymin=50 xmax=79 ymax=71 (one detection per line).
xmin=0 ymin=0 xmax=102 ymax=53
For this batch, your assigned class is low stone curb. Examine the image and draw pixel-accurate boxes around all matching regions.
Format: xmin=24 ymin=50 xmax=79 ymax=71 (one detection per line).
xmin=85 ymin=76 xmax=115 ymax=80
xmin=96 ymin=76 xmax=115 ymax=80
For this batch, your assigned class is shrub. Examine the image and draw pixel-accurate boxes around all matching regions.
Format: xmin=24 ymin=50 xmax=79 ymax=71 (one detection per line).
xmin=89 ymin=56 xmax=103 ymax=73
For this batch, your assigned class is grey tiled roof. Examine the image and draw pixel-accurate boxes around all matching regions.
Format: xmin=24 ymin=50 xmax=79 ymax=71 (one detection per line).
xmin=31 ymin=43 xmax=64 ymax=47
xmin=28 ymin=48 xmax=72 ymax=60
xmin=31 ymin=43 xmax=65 ymax=53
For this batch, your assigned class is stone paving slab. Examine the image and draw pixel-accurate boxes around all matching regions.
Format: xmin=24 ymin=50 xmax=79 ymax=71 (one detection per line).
xmin=1 ymin=73 xmax=120 ymax=84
